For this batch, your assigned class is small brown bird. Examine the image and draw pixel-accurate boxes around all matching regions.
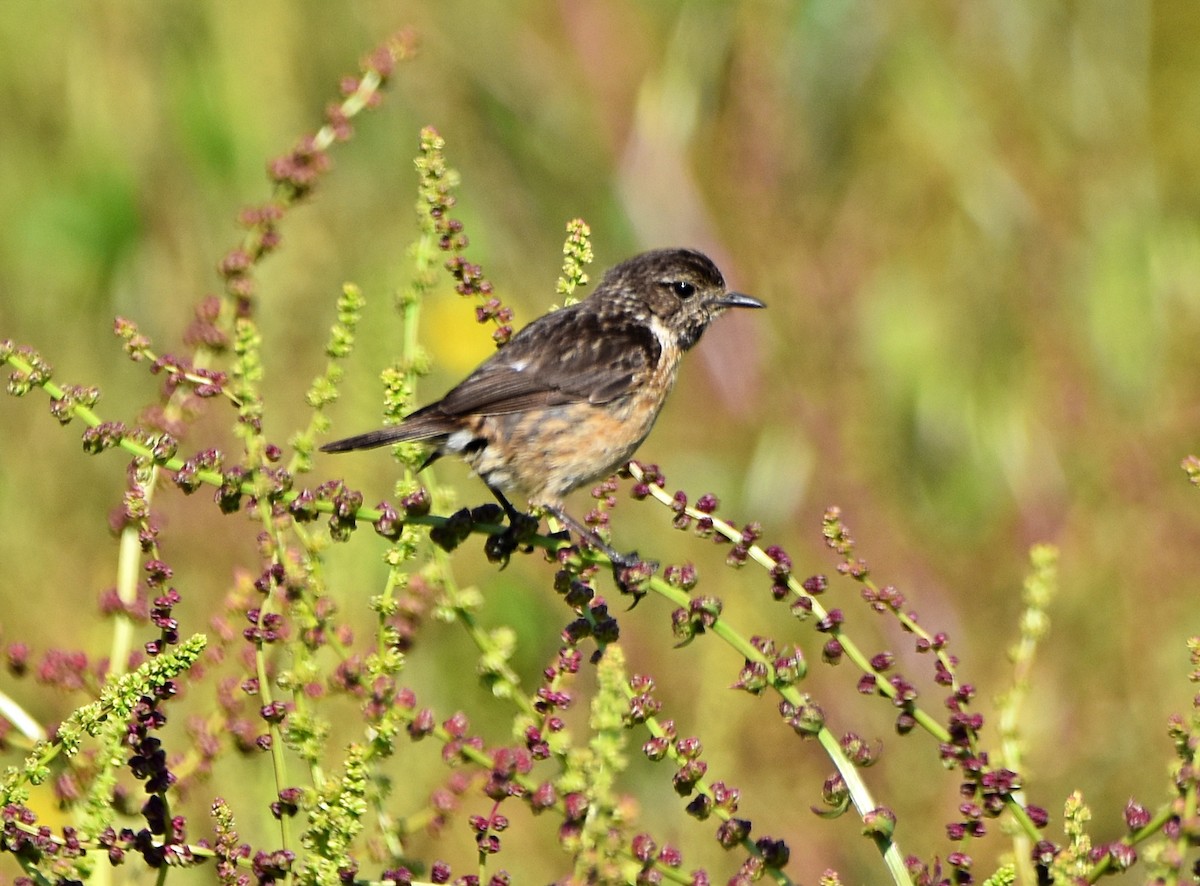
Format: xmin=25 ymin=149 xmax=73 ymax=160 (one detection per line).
xmin=322 ymin=248 xmax=763 ymax=567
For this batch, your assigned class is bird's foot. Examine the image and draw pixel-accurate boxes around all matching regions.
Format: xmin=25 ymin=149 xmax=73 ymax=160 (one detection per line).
xmin=483 ymin=508 xmax=540 ymax=566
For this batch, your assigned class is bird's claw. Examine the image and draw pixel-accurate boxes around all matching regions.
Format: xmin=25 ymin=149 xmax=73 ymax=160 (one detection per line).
xmin=484 ymin=529 xmax=518 ymax=566
xmin=483 ymin=508 xmax=540 ymax=567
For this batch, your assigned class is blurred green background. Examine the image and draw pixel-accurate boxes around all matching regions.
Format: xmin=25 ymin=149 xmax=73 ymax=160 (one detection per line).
xmin=4 ymin=1 xmax=1200 ymax=882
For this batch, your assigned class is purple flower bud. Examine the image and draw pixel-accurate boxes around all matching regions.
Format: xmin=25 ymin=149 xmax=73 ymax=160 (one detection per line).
xmin=715 ymin=818 xmax=751 ymax=849
xmin=1124 ymin=799 xmax=1150 ymax=830
xmin=632 ymin=832 xmax=657 ymax=862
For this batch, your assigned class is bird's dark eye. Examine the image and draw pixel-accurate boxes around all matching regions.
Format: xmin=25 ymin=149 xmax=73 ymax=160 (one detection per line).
xmin=669 ymin=280 xmax=696 ymax=299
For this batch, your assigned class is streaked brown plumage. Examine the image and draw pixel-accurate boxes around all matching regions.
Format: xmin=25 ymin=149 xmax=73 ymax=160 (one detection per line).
xmin=322 ymin=247 xmax=763 ymax=565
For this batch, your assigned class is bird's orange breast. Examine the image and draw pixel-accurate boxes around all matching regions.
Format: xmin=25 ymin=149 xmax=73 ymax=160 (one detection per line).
xmin=461 ymin=350 xmax=682 ymax=507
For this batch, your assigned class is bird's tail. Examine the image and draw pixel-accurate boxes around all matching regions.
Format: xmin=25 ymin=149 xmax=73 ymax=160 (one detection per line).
xmin=320 ymin=425 xmax=432 ymax=453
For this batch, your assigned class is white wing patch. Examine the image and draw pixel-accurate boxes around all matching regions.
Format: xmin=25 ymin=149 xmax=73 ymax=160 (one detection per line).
xmin=446 ymin=429 xmax=476 ymax=453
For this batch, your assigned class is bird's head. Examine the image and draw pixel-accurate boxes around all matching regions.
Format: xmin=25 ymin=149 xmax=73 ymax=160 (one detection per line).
xmin=598 ymin=248 xmax=764 ymax=350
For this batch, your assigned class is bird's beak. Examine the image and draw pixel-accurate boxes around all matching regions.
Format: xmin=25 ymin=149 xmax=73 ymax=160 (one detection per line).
xmin=716 ymin=291 xmax=766 ymax=309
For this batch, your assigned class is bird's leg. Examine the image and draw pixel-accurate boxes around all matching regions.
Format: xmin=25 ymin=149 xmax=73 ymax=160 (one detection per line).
xmin=545 ymin=505 xmax=658 ymax=603
xmin=481 ymin=483 xmax=539 ymax=565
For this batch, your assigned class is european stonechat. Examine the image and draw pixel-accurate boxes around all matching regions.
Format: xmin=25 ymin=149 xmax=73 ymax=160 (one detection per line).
xmin=322 ymin=247 xmax=764 ymax=570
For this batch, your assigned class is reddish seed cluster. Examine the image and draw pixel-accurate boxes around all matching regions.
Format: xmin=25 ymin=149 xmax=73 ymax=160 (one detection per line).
xmin=816 ymin=773 xmax=849 ymax=816
xmin=862 ymin=583 xmax=905 ymax=613
xmin=715 ymin=817 xmax=751 ymax=849
xmin=694 ymin=781 xmax=740 ymax=824
xmin=670 ymin=596 xmax=723 ymax=644
xmin=1 ymin=341 xmax=52 ymax=396
xmin=483 ymin=747 xmax=533 ymax=801
xmin=640 ymin=479 xmax=788 ymax=596
xmin=642 ymin=729 xmax=672 ymax=763
xmin=172 ymin=448 xmax=223 ymax=494
xmin=558 ymin=792 xmax=590 ymax=853
xmin=628 ymin=461 xmax=666 ymax=499
xmin=527 ymin=779 xmax=556 ymax=812
xmin=626 ymin=675 xmax=663 ymax=725
xmin=284 ymin=479 xmax=367 ymax=542
xmin=149 ymin=356 xmax=226 ymax=400
xmin=730 ymin=523 xmax=762 ymax=567
xmin=764 ymin=545 xmax=792 ymax=599
xmin=147 ymin=588 xmax=181 ymax=658
xmin=1088 ymin=840 xmax=1137 ymax=870
xmin=324 ymin=103 xmax=353 ymax=142
xmin=670 ymin=490 xmax=691 ymax=531
xmin=522 ymin=722 xmax=551 ymax=762
xmin=916 ymin=632 xmax=950 ymax=655
xmin=367 ymin=29 xmax=417 ymax=80
xmin=469 ymin=811 xmax=508 ymax=855
xmin=215 ymin=466 xmax=247 ymax=514
xmin=373 ymin=500 xmax=404 ymax=541
xmin=440 ymin=711 xmax=484 ymax=766
xmin=114 ymin=316 xmax=152 ymax=361
xmin=383 ymin=575 xmax=437 ymax=655
xmin=96 ymin=688 xmax=195 ymax=870
xmin=1124 ymin=799 xmax=1151 ymax=830
xmin=840 ymin=732 xmax=880 ymax=767
xmin=904 ymin=854 xmax=961 ymax=886
xmin=406 ymin=706 xmax=435 ymax=740
xmin=722 ymin=834 xmax=790 ymax=884
xmin=822 ymin=507 xmax=870 ymax=579
xmin=780 ymin=696 xmax=825 ymax=737
xmin=938 ymin=750 xmax=1047 ymax=869
xmin=400 ymin=486 xmax=432 ymax=517
xmin=468 ymin=289 xmax=511 ymax=346
xmin=381 ymin=861 xmax=459 ymax=885
xmin=732 ymin=658 xmax=769 ymax=696
xmin=662 ymin=562 xmax=697 ymax=591
xmin=267 ymin=136 xmax=331 ymax=201
xmin=352 ymin=672 xmax=392 ymax=721
xmin=81 ymin=420 xmax=128 ymax=455
xmin=733 ymin=637 xmax=804 ymax=693
xmin=98 ymin=585 xmax=149 ymax=621
xmin=628 ymin=831 xmax=686 ymax=881
xmin=47 ymin=383 xmax=100 ymax=426
xmin=243 ymin=608 xmax=286 ymax=646
xmin=182 ymin=294 xmax=229 ymax=352
xmin=551 ymin=555 xmax=621 ymax=646
xmin=611 ymin=559 xmax=655 ymax=604
xmin=33 ymin=648 xmax=94 ymax=692
xmin=585 ymin=476 xmax=620 ymax=531
xmin=425 ymin=772 xmax=473 ymax=838
xmin=139 ymin=559 xmax=182 ymax=659
xmin=672 ymin=746 xmax=708 ymax=796
xmin=251 ymin=848 xmax=296 ymax=881
xmin=815 ymin=608 xmax=843 ymax=634
xmin=236 ymin=203 xmax=284 ymax=247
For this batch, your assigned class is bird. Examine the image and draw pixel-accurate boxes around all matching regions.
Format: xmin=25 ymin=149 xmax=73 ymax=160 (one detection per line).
xmin=321 ymin=247 xmax=764 ymax=572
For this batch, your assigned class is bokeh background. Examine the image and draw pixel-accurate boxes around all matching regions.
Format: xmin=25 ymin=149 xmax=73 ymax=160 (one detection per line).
xmin=3 ymin=2 xmax=1200 ymax=882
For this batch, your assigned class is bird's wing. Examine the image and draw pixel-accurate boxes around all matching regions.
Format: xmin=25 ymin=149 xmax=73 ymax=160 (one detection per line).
xmin=429 ymin=304 xmax=662 ymax=418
